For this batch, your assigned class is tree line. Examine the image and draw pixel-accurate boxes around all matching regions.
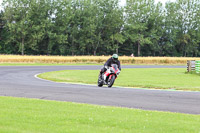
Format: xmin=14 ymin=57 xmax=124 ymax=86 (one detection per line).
xmin=0 ymin=0 xmax=200 ymax=56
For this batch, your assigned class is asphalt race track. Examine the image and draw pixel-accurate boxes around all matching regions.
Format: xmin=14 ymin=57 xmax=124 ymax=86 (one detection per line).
xmin=0 ymin=65 xmax=200 ymax=114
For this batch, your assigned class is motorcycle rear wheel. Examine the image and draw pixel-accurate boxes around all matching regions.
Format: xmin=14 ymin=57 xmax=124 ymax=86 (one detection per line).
xmin=108 ymin=75 xmax=116 ymax=88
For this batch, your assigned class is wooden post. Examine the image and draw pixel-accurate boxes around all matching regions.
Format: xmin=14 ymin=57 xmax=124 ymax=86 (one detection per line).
xmin=187 ymin=60 xmax=191 ymax=72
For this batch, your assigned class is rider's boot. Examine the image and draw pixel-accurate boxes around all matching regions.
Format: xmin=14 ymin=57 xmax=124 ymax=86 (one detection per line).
xmin=99 ymin=71 xmax=103 ymax=80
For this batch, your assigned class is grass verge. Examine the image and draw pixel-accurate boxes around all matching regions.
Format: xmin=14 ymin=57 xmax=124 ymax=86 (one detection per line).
xmin=38 ymin=68 xmax=200 ymax=91
xmin=0 ymin=96 xmax=199 ymax=133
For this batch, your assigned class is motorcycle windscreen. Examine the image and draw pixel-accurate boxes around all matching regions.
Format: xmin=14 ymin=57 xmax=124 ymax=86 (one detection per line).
xmin=111 ymin=64 xmax=118 ymax=71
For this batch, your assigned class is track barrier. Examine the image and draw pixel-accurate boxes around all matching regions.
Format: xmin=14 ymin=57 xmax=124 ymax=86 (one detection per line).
xmin=187 ymin=60 xmax=200 ymax=73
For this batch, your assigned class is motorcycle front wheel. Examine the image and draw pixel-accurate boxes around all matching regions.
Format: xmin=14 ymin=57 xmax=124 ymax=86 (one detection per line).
xmin=108 ymin=75 xmax=116 ymax=88
xmin=97 ymin=74 xmax=103 ymax=87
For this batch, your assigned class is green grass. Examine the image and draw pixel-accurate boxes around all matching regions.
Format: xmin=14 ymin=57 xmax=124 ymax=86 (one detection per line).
xmin=0 ymin=96 xmax=199 ymax=133
xmin=38 ymin=68 xmax=200 ymax=91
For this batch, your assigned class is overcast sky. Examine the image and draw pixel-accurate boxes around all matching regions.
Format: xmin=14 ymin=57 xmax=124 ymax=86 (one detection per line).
xmin=0 ymin=0 xmax=176 ymax=10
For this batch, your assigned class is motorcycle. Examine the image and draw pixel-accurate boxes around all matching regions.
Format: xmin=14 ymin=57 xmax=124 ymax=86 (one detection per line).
xmin=97 ymin=64 xmax=120 ymax=88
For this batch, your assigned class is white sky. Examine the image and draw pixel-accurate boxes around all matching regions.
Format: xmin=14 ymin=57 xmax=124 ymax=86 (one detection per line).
xmin=0 ymin=0 xmax=176 ymax=10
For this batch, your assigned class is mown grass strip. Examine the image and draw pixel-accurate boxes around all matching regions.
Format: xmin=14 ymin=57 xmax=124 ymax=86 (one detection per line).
xmin=38 ymin=68 xmax=200 ymax=91
xmin=0 ymin=96 xmax=199 ymax=133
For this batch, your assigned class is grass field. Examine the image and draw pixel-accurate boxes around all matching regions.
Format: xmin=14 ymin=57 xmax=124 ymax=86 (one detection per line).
xmin=0 ymin=96 xmax=199 ymax=133
xmin=38 ymin=68 xmax=200 ymax=91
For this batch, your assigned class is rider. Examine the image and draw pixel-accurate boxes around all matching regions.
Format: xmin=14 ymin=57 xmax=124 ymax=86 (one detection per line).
xmin=100 ymin=54 xmax=121 ymax=76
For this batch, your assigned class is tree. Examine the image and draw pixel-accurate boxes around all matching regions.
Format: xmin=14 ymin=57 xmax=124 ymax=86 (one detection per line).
xmin=164 ymin=0 xmax=200 ymax=56
xmin=0 ymin=11 xmax=3 ymax=51
xmin=125 ymin=0 xmax=155 ymax=56
xmin=109 ymin=3 xmax=125 ymax=54
xmin=3 ymin=0 xmax=31 ymax=55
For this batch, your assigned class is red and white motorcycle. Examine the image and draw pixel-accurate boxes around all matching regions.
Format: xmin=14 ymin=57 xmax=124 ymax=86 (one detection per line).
xmin=98 ymin=64 xmax=120 ymax=87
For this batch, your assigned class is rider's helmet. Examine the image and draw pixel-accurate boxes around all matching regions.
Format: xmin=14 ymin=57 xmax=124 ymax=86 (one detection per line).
xmin=112 ymin=54 xmax=118 ymax=63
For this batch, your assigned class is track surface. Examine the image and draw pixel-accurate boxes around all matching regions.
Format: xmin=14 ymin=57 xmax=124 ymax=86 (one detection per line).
xmin=0 ymin=65 xmax=200 ymax=114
